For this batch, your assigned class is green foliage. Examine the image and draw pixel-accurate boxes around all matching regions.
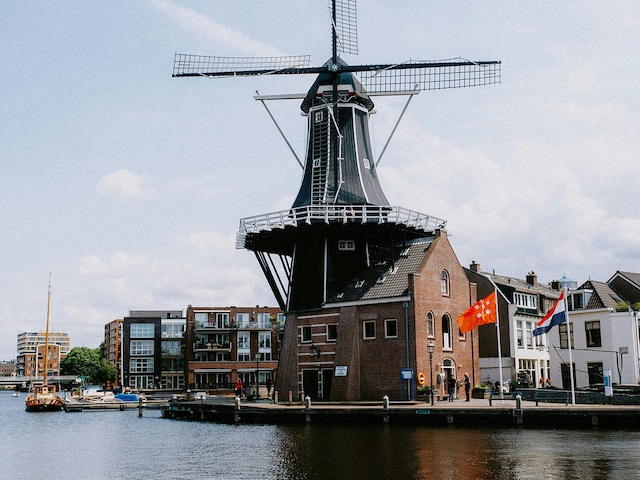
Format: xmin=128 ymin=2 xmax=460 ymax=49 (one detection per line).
xmin=60 ymin=346 xmax=116 ymax=385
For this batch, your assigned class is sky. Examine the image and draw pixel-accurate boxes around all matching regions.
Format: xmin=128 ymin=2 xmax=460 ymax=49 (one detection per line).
xmin=1 ymin=1 xmax=638 ymax=360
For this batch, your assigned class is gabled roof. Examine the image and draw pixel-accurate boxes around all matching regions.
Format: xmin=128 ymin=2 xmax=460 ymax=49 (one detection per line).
xmin=326 ymin=237 xmax=435 ymax=303
xmin=475 ymin=272 xmax=559 ymax=299
xmin=607 ymin=271 xmax=640 ymax=304
xmin=578 ymin=280 xmax=625 ymax=310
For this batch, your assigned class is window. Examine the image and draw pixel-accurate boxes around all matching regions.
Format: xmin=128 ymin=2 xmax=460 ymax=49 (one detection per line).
xmin=236 ymin=313 xmax=249 ymax=328
xmin=301 ymin=326 xmax=312 ymax=343
xmin=130 ymin=340 xmax=154 ymax=356
xmin=442 ymin=314 xmax=452 ymax=349
xmin=161 ymin=340 xmax=182 ymax=356
xmin=162 ymin=323 xmax=184 ymax=338
xmin=338 ymin=240 xmax=355 ymax=251
xmin=129 ymin=358 xmax=154 ymax=373
xmin=258 ymin=331 xmax=271 ymax=349
xmin=559 ymin=323 xmax=574 ymax=349
xmin=237 ymin=332 xmax=250 ymax=349
xmin=569 ymin=290 xmax=592 ymax=311
xmin=525 ymin=321 xmax=534 ymax=348
xmin=516 ymin=321 xmax=523 ymax=347
xmin=237 ymin=331 xmax=250 ymax=362
xmin=130 ymin=323 xmax=154 ymax=338
xmin=216 ymin=313 xmax=229 ymax=328
xmin=585 ymin=321 xmax=602 ymax=347
xmin=385 ymin=319 xmax=398 ymax=338
xmin=257 ymin=313 xmax=271 ymax=327
xmin=587 ymin=362 xmax=603 ymax=385
xmin=363 ymin=320 xmax=376 ymax=339
xmin=194 ymin=312 xmax=208 ymax=326
xmin=426 ymin=312 xmax=435 ymax=337
xmin=514 ymin=292 xmax=538 ymax=311
xmin=440 ymin=270 xmax=450 ymax=296
xmin=327 ymin=324 xmax=338 ymax=342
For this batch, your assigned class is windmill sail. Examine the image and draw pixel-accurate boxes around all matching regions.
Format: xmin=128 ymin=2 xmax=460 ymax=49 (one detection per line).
xmin=174 ymin=0 xmax=500 ymax=311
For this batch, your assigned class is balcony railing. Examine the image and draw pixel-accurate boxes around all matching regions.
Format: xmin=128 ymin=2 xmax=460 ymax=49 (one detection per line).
xmin=193 ymin=342 xmax=232 ymax=352
xmin=236 ymin=204 xmax=447 ymax=247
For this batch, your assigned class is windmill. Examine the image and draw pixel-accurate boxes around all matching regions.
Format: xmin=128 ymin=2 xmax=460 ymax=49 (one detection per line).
xmin=173 ymin=0 xmax=500 ymax=312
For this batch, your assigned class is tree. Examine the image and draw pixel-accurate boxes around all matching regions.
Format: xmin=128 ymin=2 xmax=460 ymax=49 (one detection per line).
xmin=60 ymin=346 xmax=116 ymax=385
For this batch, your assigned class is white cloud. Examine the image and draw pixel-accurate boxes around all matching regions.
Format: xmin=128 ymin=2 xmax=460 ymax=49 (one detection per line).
xmin=148 ymin=0 xmax=285 ymax=56
xmin=95 ymin=169 xmax=155 ymax=203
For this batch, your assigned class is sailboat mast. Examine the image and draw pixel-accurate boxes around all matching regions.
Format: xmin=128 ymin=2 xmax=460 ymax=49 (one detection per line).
xmin=43 ymin=273 xmax=51 ymax=384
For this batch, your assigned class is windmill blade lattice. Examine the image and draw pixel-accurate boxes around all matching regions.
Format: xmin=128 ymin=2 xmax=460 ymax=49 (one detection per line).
xmin=357 ymin=59 xmax=501 ymax=94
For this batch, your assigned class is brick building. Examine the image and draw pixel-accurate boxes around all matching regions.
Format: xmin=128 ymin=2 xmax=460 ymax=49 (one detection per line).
xmin=103 ymin=318 xmax=123 ymax=386
xmin=185 ymin=306 xmax=284 ymax=397
xmin=276 ymin=230 xmax=477 ymax=401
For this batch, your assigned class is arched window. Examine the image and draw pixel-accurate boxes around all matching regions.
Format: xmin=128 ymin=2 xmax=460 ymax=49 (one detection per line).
xmin=440 ymin=270 xmax=450 ymax=296
xmin=426 ymin=311 xmax=435 ymax=337
xmin=442 ymin=314 xmax=452 ymax=349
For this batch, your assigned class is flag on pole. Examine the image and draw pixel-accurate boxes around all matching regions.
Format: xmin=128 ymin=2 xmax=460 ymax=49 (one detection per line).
xmin=533 ymin=290 xmax=567 ymax=336
xmin=457 ymin=291 xmax=497 ymax=334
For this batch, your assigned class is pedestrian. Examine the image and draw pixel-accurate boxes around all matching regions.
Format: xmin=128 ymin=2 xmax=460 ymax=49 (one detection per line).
xmin=464 ymin=373 xmax=471 ymax=402
xmin=448 ymin=375 xmax=456 ymax=401
xmin=266 ymin=378 xmax=272 ymax=398
xmin=235 ymin=379 xmax=243 ymax=398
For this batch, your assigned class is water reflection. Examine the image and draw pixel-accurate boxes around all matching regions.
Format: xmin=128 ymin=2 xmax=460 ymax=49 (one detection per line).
xmin=2 ymin=392 xmax=639 ymax=480
xmin=273 ymin=424 xmax=640 ymax=480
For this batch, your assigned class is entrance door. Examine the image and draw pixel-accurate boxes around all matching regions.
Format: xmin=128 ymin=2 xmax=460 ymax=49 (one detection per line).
xmin=321 ymin=368 xmax=333 ymax=400
xmin=302 ymin=369 xmax=319 ymax=400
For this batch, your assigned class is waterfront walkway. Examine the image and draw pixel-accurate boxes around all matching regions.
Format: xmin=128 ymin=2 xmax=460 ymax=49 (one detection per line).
xmin=163 ymin=394 xmax=640 ymax=429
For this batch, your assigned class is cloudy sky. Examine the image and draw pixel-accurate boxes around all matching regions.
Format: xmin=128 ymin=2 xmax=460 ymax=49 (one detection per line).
xmin=1 ymin=1 xmax=638 ymax=360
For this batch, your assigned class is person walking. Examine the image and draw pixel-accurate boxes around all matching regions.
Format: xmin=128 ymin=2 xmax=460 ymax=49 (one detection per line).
xmin=464 ymin=373 xmax=471 ymax=402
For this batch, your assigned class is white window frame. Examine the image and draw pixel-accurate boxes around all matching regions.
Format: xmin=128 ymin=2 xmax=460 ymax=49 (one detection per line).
xmin=363 ymin=320 xmax=376 ymax=340
xmin=384 ymin=319 xmax=398 ymax=339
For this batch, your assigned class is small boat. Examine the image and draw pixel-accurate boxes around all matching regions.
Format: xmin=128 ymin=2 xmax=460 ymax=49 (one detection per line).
xmin=63 ymin=391 xmax=142 ymax=412
xmin=26 ymin=274 xmax=63 ymax=412
xmin=26 ymin=384 xmax=63 ymax=412
xmin=11 ymin=392 xmax=19 ymax=397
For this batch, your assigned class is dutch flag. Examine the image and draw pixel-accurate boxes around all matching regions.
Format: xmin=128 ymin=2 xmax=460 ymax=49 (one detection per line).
xmin=533 ymin=290 xmax=567 ymax=336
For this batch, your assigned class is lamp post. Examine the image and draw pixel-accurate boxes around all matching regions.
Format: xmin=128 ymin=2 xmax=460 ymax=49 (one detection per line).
xmin=427 ymin=341 xmax=435 ymax=406
xmin=254 ymin=352 xmax=261 ymax=400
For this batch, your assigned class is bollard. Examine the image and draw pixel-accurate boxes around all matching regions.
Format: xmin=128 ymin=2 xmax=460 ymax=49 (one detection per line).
xmin=305 ymin=395 xmax=311 ymax=410
xmin=274 ymin=390 xmax=279 ymax=404
xmin=288 ymin=390 xmax=293 ymax=406
xmin=300 ymin=391 xmax=305 ymax=405
xmin=235 ymin=396 xmax=241 ymax=410
xmin=516 ymin=394 xmax=522 ymax=410
xmin=382 ymin=395 xmax=389 ymax=410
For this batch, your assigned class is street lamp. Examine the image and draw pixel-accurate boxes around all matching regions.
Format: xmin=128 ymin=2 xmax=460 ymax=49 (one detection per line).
xmin=254 ymin=352 xmax=261 ymax=400
xmin=427 ymin=341 xmax=435 ymax=406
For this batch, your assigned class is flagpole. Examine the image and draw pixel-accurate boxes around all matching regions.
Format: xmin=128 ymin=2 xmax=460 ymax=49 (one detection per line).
xmin=564 ymin=286 xmax=576 ymax=405
xmin=494 ymin=286 xmax=505 ymax=403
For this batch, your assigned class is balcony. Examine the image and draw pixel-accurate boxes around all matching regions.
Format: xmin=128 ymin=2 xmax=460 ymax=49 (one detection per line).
xmin=193 ymin=342 xmax=232 ymax=353
xmin=194 ymin=322 xmax=231 ymax=331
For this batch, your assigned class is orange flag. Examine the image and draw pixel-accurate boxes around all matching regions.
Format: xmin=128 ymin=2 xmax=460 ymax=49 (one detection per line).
xmin=457 ymin=291 xmax=497 ymax=334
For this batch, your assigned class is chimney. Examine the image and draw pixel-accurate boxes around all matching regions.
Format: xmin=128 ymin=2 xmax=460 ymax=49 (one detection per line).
xmin=469 ymin=261 xmax=480 ymax=273
xmin=526 ymin=271 xmax=538 ymax=286
xmin=550 ymin=279 xmax=561 ymax=291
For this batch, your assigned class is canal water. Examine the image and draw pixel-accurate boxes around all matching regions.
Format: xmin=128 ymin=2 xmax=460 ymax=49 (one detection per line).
xmin=2 ymin=391 xmax=639 ymax=480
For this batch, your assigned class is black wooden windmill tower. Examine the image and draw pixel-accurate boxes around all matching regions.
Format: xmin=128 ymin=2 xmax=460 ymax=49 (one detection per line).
xmin=173 ymin=0 xmax=500 ymax=313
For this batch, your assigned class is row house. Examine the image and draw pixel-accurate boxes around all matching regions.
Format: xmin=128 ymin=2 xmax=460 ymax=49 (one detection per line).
xmin=549 ymin=271 xmax=640 ymax=389
xmin=185 ymin=305 xmax=284 ymax=397
xmin=465 ymin=264 xmax=560 ymax=389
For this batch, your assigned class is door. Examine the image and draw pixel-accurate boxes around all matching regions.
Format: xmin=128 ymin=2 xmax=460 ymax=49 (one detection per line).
xmin=302 ymin=369 xmax=319 ymax=400
xmin=321 ymin=368 xmax=333 ymax=400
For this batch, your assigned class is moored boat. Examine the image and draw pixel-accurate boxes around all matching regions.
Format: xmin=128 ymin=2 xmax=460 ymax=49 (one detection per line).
xmin=26 ymin=274 xmax=63 ymax=412
xmin=26 ymin=384 xmax=64 ymax=412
